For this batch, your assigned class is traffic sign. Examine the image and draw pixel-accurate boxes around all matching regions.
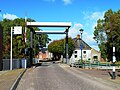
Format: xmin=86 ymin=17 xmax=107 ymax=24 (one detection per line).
xmin=14 ymin=26 xmax=22 ymax=34
xmin=80 ymin=44 xmax=82 ymax=50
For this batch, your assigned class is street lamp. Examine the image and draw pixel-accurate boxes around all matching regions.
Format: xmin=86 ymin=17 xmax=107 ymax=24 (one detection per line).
xmin=79 ymin=29 xmax=84 ymax=68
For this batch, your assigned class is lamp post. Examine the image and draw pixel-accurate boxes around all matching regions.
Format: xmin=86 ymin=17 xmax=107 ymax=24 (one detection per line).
xmin=79 ymin=29 xmax=84 ymax=68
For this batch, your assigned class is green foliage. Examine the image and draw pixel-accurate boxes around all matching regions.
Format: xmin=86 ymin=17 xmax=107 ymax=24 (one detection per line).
xmin=48 ymin=40 xmax=63 ymax=54
xmin=48 ymin=37 xmax=74 ymax=60
xmin=1 ymin=18 xmax=50 ymax=59
xmin=68 ymin=38 xmax=75 ymax=57
xmin=94 ymin=9 xmax=120 ymax=61
xmin=0 ymin=19 xmax=12 ymax=58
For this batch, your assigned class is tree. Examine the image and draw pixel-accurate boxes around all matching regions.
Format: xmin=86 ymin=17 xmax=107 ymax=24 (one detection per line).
xmin=0 ymin=19 xmax=12 ymax=58
xmin=48 ymin=37 xmax=74 ymax=60
xmin=1 ymin=18 xmax=51 ymax=59
xmin=93 ymin=9 xmax=120 ymax=61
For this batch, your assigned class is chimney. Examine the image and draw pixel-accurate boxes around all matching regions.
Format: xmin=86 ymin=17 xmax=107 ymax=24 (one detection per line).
xmin=77 ymin=34 xmax=80 ymax=39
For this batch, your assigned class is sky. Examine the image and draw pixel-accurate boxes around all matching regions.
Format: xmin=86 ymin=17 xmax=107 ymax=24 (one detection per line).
xmin=0 ymin=0 xmax=120 ymax=51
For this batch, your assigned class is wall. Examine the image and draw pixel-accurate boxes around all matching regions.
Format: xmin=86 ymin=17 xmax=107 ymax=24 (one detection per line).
xmin=91 ymin=48 xmax=101 ymax=61
xmin=70 ymin=49 xmax=92 ymax=63
xmin=82 ymin=50 xmax=91 ymax=60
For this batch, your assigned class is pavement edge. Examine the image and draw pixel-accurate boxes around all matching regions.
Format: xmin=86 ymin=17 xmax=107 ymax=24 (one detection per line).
xmin=10 ymin=69 xmax=27 ymax=90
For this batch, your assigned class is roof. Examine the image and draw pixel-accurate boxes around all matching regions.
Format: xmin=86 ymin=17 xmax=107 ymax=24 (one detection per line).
xmin=41 ymin=48 xmax=48 ymax=54
xmin=73 ymin=38 xmax=91 ymax=50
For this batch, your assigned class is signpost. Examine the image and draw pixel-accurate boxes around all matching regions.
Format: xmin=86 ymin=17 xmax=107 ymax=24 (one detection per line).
xmin=10 ymin=27 xmax=13 ymax=70
xmin=80 ymin=44 xmax=82 ymax=50
xmin=10 ymin=26 xmax=22 ymax=70
xmin=13 ymin=26 xmax=22 ymax=34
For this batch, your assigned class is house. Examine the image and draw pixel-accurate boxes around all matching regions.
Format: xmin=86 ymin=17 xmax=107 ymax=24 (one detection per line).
xmin=69 ymin=35 xmax=101 ymax=64
xmin=38 ymin=48 xmax=53 ymax=60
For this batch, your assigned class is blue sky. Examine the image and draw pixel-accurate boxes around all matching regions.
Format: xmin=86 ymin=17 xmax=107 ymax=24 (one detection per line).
xmin=0 ymin=0 xmax=120 ymax=50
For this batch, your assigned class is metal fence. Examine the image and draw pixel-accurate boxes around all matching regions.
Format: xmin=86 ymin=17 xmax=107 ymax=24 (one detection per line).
xmin=2 ymin=58 xmax=31 ymax=70
xmin=72 ymin=62 xmax=120 ymax=70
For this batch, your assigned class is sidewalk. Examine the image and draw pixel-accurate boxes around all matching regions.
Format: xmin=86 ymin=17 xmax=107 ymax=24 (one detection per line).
xmin=60 ymin=63 xmax=120 ymax=84
xmin=0 ymin=69 xmax=25 ymax=90
xmin=76 ymin=68 xmax=120 ymax=84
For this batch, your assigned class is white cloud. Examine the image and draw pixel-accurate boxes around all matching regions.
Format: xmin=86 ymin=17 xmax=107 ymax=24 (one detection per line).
xmin=83 ymin=11 xmax=104 ymax=29
xmin=83 ymin=11 xmax=104 ymax=21
xmin=62 ymin=0 xmax=72 ymax=5
xmin=83 ymin=32 xmax=96 ymax=45
xmin=69 ymin=22 xmax=83 ymax=37
xmin=43 ymin=0 xmax=55 ymax=2
xmin=90 ymin=12 xmax=104 ymax=21
xmin=43 ymin=0 xmax=73 ymax=5
xmin=82 ymin=32 xmax=99 ymax=50
xmin=0 ymin=14 xmax=2 ymax=17
xmin=3 ymin=13 xmax=18 ymax=20
xmin=82 ymin=11 xmax=104 ymax=50
xmin=91 ymin=12 xmax=104 ymax=29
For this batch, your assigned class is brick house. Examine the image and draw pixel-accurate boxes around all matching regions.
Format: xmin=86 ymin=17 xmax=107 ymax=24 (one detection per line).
xmin=38 ymin=48 xmax=53 ymax=60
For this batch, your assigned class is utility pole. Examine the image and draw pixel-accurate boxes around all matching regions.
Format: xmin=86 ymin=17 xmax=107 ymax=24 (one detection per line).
xmin=10 ymin=27 xmax=13 ymax=70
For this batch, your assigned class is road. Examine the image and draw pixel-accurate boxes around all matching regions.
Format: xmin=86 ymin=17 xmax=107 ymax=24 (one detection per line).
xmin=17 ymin=62 xmax=119 ymax=90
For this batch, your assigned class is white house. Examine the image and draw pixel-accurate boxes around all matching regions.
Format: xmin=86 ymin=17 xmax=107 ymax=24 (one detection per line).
xmin=69 ymin=35 xmax=100 ymax=65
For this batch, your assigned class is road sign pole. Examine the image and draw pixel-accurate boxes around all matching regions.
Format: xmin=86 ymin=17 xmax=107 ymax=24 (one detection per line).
xmin=112 ymin=46 xmax=116 ymax=79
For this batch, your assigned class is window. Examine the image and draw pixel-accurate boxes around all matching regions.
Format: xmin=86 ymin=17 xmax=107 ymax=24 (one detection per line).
xmin=83 ymin=51 xmax=86 ymax=54
xmin=93 ymin=56 xmax=98 ymax=60
xmin=75 ymin=51 xmax=77 ymax=54
xmin=83 ymin=55 xmax=86 ymax=58
xmin=74 ymin=55 xmax=77 ymax=58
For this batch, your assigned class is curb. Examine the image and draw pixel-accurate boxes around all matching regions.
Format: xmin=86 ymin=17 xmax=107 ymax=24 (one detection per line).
xmin=10 ymin=69 xmax=27 ymax=90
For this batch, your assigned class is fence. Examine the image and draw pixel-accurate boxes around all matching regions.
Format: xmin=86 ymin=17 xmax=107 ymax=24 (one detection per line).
xmin=72 ymin=61 xmax=120 ymax=70
xmin=2 ymin=58 xmax=31 ymax=70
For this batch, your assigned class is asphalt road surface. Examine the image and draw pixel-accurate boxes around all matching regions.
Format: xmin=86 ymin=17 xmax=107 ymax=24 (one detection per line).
xmin=17 ymin=62 xmax=119 ymax=90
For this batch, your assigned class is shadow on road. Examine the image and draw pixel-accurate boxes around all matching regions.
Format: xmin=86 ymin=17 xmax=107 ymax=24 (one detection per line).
xmin=33 ymin=60 xmax=60 ymax=68
xmin=108 ymin=71 xmax=113 ymax=78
